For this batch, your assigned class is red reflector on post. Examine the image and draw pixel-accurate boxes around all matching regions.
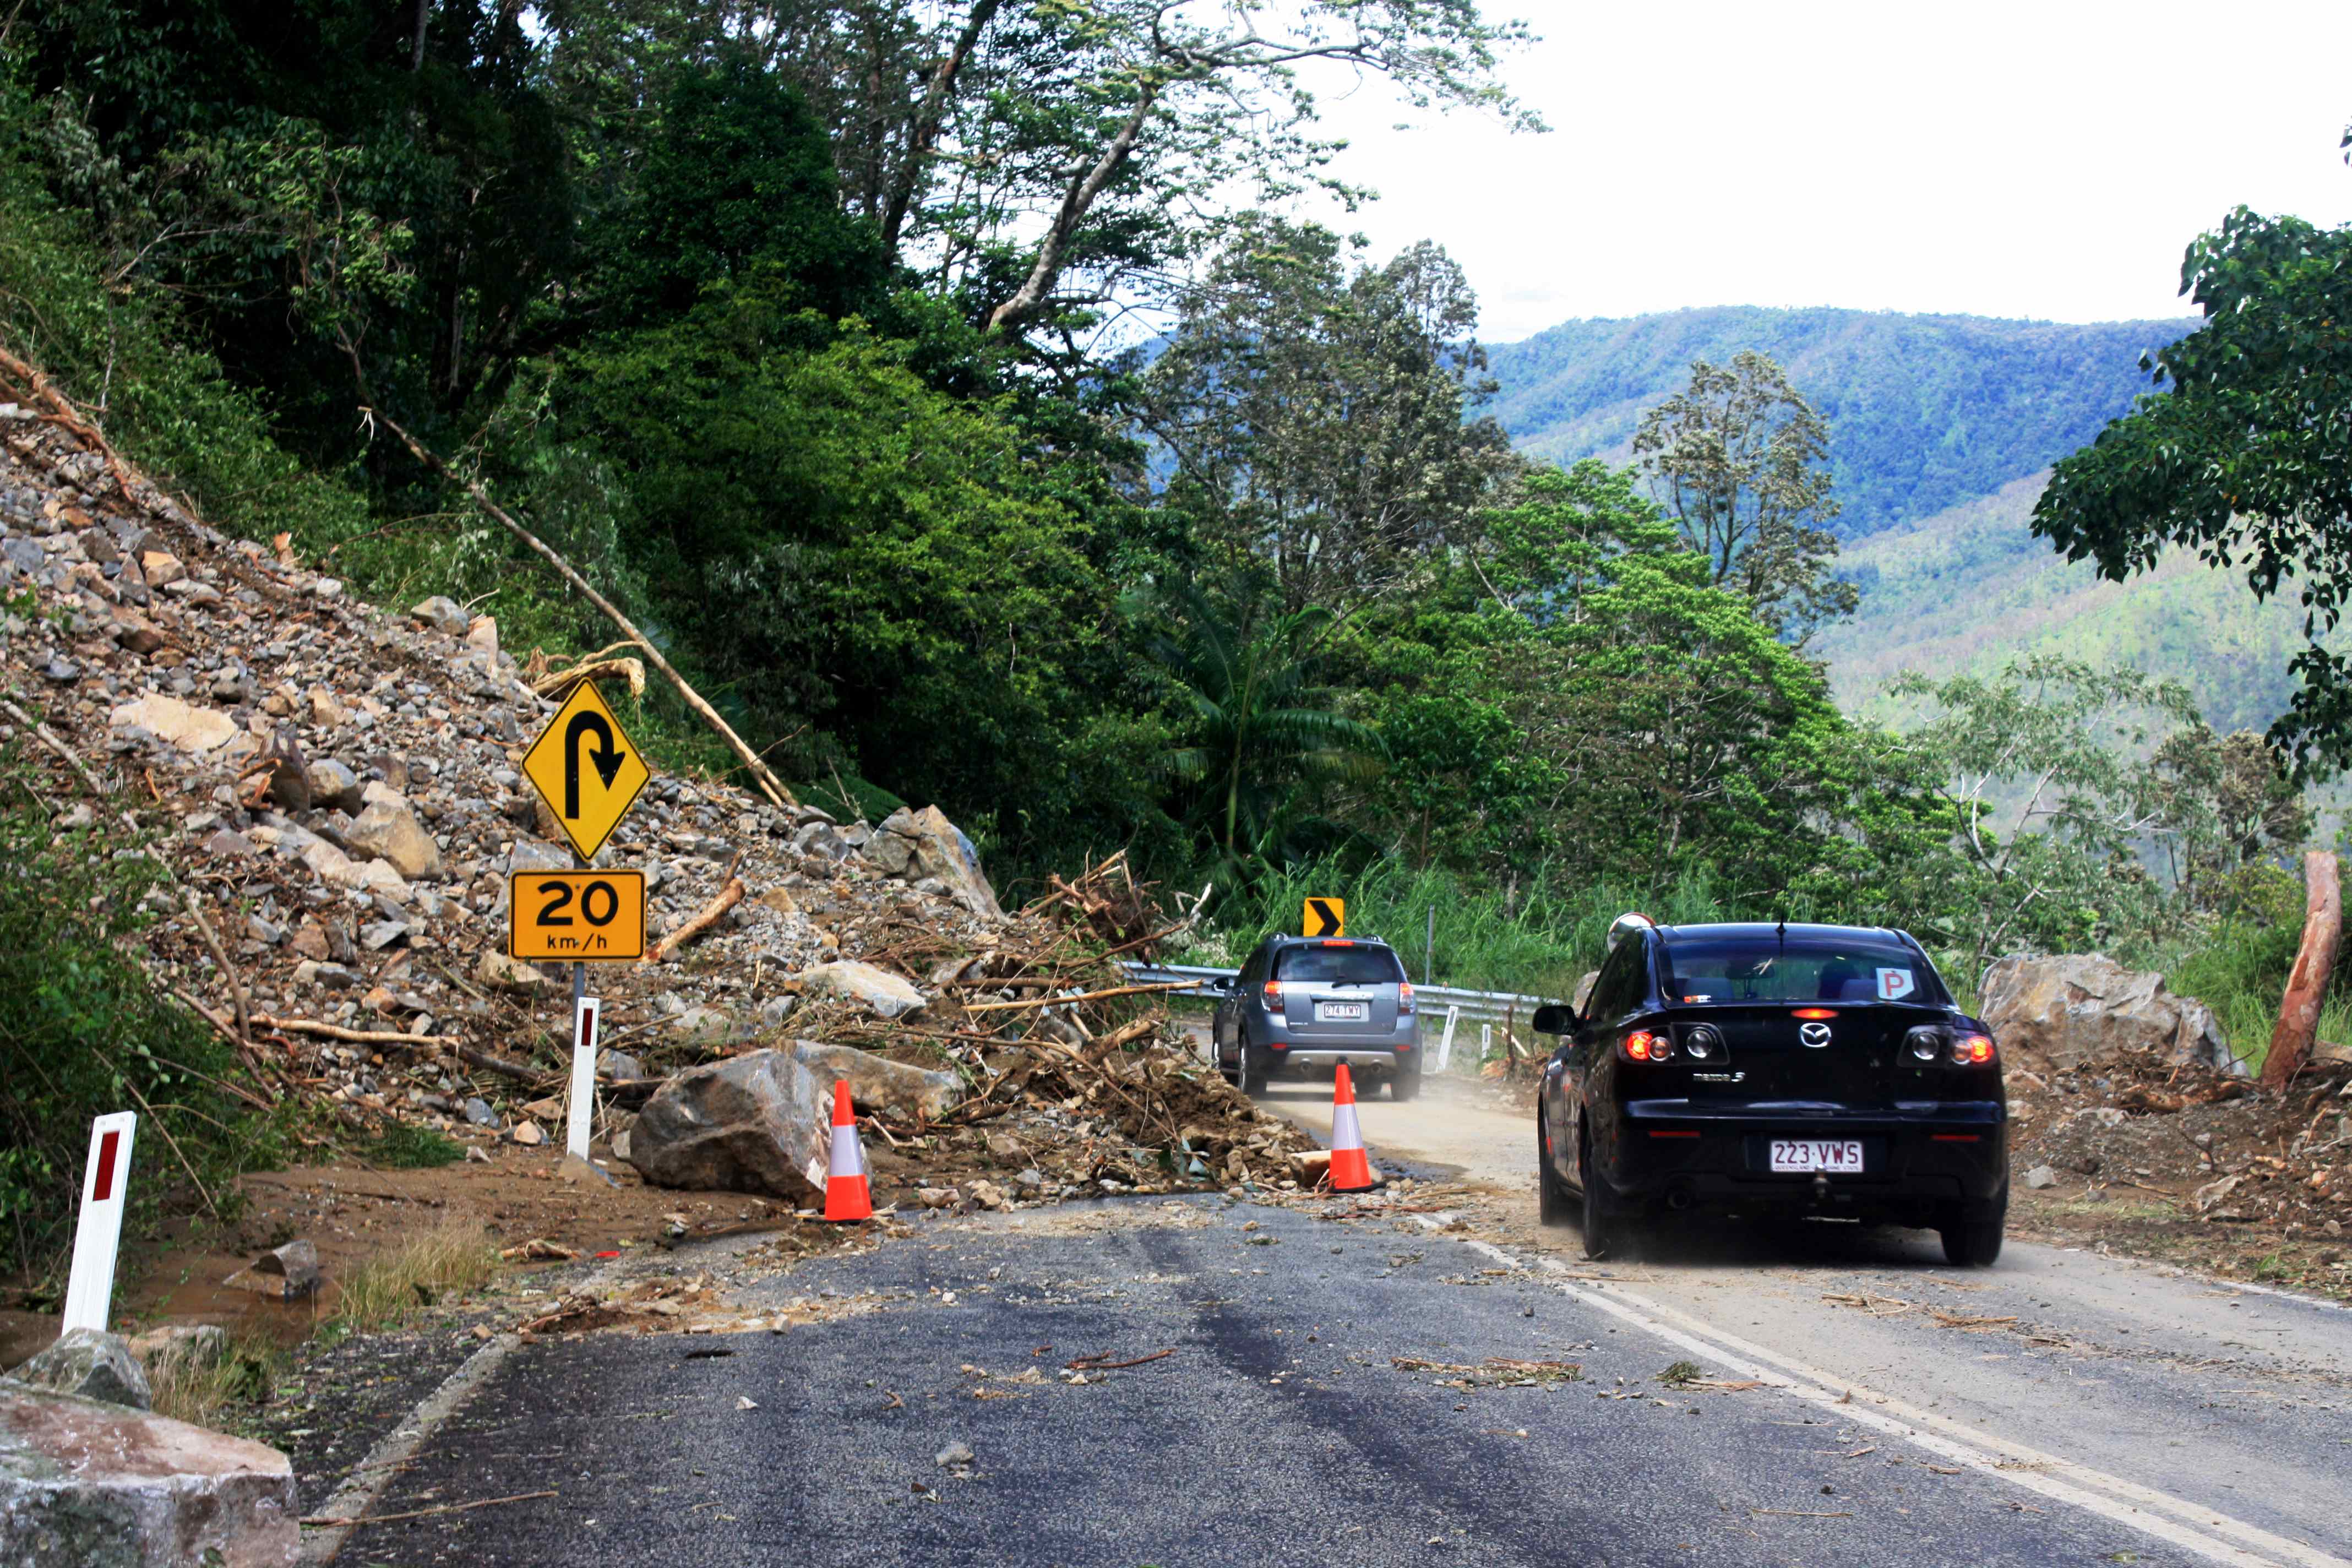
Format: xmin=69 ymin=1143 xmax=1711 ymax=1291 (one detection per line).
xmin=91 ymin=1130 xmax=119 ymax=1203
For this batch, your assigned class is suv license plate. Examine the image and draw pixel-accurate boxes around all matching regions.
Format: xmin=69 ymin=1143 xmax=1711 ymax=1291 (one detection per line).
xmin=1770 ymin=1139 xmax=1864 ymax=1174
xmin=1317 ymin=1003 xmax=1368 ymax=1022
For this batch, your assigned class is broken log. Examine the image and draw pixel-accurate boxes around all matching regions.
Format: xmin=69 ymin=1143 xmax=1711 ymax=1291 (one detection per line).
xmin=363 ymin=406 xmax=796 ymax=810
xmin=644 ymin=876 xmax=744 ymax=965
xmin=2264 ymin=850 xmax=2341 ymax=1090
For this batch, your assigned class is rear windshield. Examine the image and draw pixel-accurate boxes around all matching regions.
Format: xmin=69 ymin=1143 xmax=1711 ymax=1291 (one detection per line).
xmin=1659 ymin=938 xmax=1945 ymax=1006
xmin=1275 ymin=945 xmax=1404 ymax=985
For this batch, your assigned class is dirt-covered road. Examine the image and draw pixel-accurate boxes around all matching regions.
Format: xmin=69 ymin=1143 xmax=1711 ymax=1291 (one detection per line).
xmin=308 ymin=1076 xmax=2352 ymax=1567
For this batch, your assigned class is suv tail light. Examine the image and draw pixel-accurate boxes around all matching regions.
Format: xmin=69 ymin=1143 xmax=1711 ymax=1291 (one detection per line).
xmin=1261 ymin=979 xmax=1283 ymax=1012
xmin=1397 ymin=981 xmax=1416 ymax=1016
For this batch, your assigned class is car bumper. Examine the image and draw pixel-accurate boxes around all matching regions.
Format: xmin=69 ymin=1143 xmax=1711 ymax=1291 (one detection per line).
xmin=1248 ymin=1023 xmax=1420 ymax=1076
xmin=1600 ymin=1099 xmax=2007 ymax=1211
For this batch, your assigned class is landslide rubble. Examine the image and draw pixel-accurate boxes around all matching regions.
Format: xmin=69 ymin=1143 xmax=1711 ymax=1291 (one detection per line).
xmin=0 ymin=365 xmax=1316 ymax=1217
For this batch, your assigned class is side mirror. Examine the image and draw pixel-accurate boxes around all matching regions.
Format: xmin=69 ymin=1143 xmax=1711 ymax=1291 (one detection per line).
xmin=1532 ymin=1004 xmax=1574 ymax=1035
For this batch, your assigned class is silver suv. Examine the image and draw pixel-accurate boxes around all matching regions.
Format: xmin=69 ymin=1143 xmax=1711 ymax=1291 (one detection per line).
xmin=1211 ymin=935 xmax=1422 ymax=1099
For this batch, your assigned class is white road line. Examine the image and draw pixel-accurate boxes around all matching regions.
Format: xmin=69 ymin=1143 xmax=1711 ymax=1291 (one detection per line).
xmin=1419 ymin=1219 xmax=2350 ymax=1568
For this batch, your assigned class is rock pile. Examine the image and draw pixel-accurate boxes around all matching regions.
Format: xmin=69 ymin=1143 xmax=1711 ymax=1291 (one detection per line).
xmin=0 ymin=355 xmax=1312 ymax=1214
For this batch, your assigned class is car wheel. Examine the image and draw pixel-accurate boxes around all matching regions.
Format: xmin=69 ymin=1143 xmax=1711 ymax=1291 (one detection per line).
xmin=1537 ymin=1109 xmax=1571 ymax=1227
xmin=1579 ymin=1135 xmax=1624 ymax=1260
xmin=1238 ymin=1050 xmax=1266 ymax=1096
xmin=1389 ymin=1068 xmax=1422 ymax=1101
xmin=1940 ymin=1200 xmax=2006 ymax=1267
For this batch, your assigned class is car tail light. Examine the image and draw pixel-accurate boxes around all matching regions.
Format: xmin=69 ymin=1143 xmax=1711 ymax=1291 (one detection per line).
xmin=1398 ymin=981 xmax=1416 ymax=1016
xmin=1622 ymin=1030 xmax=1666 ymax=1063
xmin=1261 ymin=980 xmax=1283 ymax=1012
xmin=1792 ymin=1008 xmax=1837 ymax=1020
xmin=1950 ymin=1033 xmax=1996 ymax=1066
xmin=1681 ymin=1024 xmax=1723 ymax=1061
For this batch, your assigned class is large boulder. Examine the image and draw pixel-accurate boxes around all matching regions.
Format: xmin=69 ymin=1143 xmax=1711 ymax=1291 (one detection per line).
xmin=6 ymin=1330 xmax=150 ymax=1411
xmin=344 ymin=797 xmax=442 ymax=881
xmin=790 ymin=1041 xmax=962 ymax=1121
xmin=107 ymin=693 xmax=238 ymax=754
xmin=796 ymin=960 xmax=926 ymax=1020
xmin=0 ymin=1383 xmax=298 ymax=1565
xmin=869 ymin=806 xmax=1004 ymax=918
xmin=625 ymin=1049 xmax=831 ymax=1201
xmin=1977 ymin=953 xmax=2241 ymax=1076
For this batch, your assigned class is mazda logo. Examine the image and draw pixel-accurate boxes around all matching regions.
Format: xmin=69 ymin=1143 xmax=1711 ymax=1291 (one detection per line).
xmin=1800 ymin=1022 xmax=1833 ymax=1048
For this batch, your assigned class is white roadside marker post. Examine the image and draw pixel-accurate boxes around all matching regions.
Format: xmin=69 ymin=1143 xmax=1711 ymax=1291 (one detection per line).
xmin=567 ymin=992 xmax=602 ymax=1161
xmin=61 ymin=1112 xmax=138 ymax=1335
xmin=1480 ymin=1022 xmax=1493 ymax=1065
xmin=1436 ymin=1005 xmax=1460 ymax=1073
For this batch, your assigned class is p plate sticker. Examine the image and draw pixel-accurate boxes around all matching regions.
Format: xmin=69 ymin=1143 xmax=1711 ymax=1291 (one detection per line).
xmin=1876 ymin=967 xmax=1916 ymax=1001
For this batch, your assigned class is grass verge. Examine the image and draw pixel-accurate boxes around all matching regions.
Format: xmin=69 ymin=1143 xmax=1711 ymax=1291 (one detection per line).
xmin=330 ymin=1222 xmax=503 ymax=1336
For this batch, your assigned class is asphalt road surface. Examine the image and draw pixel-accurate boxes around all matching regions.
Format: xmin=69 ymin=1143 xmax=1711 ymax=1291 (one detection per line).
xmin=322 ymin=1079 xmax=2352 ymax=1568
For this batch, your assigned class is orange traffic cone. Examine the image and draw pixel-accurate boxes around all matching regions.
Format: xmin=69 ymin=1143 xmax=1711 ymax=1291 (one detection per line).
xmin=823 ymin=1080 xmax=873 ymax=1222
xmin=1326 ymin=1065 xmax=1375 ymax=1193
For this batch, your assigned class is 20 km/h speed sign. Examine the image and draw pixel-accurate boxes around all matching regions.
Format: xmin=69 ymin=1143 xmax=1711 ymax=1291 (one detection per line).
xmin=510 ymin=870 xmax=646 ymax=961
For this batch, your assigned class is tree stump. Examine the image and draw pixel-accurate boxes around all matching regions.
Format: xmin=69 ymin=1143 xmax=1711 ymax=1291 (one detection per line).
xmin=2263 ymin=850 xmax=2340 ymax=1090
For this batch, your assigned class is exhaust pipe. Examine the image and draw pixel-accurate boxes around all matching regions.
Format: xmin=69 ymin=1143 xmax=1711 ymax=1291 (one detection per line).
xmin=1665 ymin=1188 xmax=1695 ymax=1212
xmin=1810 ymin=1173 xmax=1831 ymax=1206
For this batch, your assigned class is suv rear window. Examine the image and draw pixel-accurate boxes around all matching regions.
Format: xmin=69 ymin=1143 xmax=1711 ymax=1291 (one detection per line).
xmin=1274 ymin=944 xmax=1404 ymax=985
xmin=1660 ymin=937 xmax=1945 ymax=1006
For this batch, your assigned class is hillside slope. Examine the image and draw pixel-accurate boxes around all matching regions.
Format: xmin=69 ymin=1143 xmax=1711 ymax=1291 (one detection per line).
xmin=1485 ymin=306 xmax=2196 ymax=537
xmin=1810 ymin=471 xmax=2327 ymax=735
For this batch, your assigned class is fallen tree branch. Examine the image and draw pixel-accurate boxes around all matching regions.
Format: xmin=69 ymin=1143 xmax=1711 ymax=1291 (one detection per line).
xmin=643 ymin=876 xmax=744 ymax=965
xmin=0 ymin=344 xmax=137 ymax=499
xmin=0 ymin=695 xmax=107 ymax=796
xmin=301 ymin=1489 xmax=557 ymax=1528
xmin=962 ymin=979 xmax=1193 ymax=1014
xmin=1065 ymin=1347 xmax=1175 ymax=1371
xmin=363 ymin=406 xmax=795 ymax=811
xmin=252 ymin=1014 xmax=455 ymax=1047
xmin=181 ymin=890 xmax=252 ymax=1047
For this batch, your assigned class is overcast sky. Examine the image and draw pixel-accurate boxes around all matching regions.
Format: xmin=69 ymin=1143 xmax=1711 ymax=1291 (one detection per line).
xmin=1294 ymin=0 xmax=2352 ymax=344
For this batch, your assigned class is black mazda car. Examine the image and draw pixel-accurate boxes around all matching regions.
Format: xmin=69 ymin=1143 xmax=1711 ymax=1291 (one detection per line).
xmin=1533 ymin=920 xmax=2007 ymax=1266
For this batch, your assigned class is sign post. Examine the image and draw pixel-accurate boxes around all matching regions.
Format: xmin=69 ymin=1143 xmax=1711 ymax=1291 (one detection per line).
xmin=61 ymin=1112 xmax=137 ymax=1335
xmin=518 ymin=679 xmax=652 ymax=1162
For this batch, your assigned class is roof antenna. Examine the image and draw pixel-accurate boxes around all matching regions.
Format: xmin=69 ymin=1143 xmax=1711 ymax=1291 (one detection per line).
xmin=1776 ymin=916 xmax=1787 ymax=944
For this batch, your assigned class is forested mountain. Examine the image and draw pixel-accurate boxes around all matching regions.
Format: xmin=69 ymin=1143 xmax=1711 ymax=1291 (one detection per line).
xmin=1486 ymin=307 xmax=2197 ymax=537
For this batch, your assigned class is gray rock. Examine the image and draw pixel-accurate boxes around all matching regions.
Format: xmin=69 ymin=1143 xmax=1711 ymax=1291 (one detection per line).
xmin=1977 ymin=953 xmax=2240 ymax=1077
xmin=108 ymin=693 xmax=239 ymax=754
xmin=796 ymin=959 xmax=926 ymax=1020
xmin=475 ymin=950 xmax=553 ymax=996
xmin=0 ymin=1383 xmax=300 ymax=1565
xmin=791 ymin=820 xmax=851 ymax=862
xmin=42 ymin=657 xmax=78 ymax=684
xmin=462 ymin=1096 xmax=499 ymax=1128
xmin=669 ymin=1004 xmax=757 ymax=1046
xmin=626 ymin=1048 xmax=831 ymax=1201
xmin=758 ymin=994 xmax=799 ymax=1027
xmin=596 ymin=1048 xmax=645 ymax=1082
xmin=409 ymin=596 xmax=469 ymax=635
xmin=502 ymin=839 xmax=574 ymax=876
xmin=789 ymin=1040 xmax=961 ymax=1121
xmin=872 ymin=805 xmax=1005 ymax=918
xmin=6 ymin=1329 xmax=151 ymax=1410
xmin=305 ymin=758 xmax=364 ymax=813
xmin=224 ymin=1240 xmax=320 ymax=1303
xmin=123 ymin=1324 xmax=227 ymax=1379
xmin=246 ymin=916 xmax=285 ymax=946
xmin=345 ymin=799 xmax=442 ymax=880
xmin=2023 ymin=1164 xmax=2060 ymax=1190
xmin=358 ymin=920 xmax=408 ymax=952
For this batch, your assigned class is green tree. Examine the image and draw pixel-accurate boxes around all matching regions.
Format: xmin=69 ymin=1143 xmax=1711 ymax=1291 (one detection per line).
xmin=1633 ymin=350 xmax=1856 ymax=643
xmin=1139 ymin=573 xmax=1385 ymax=878
xmin=2032 ymin=167 xmax=2352 ymax=766
xmin=1890 ymin=657 xmax=2207 ymax=973
xmin=1142 ymin=217 xmax=1520 ymax=613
